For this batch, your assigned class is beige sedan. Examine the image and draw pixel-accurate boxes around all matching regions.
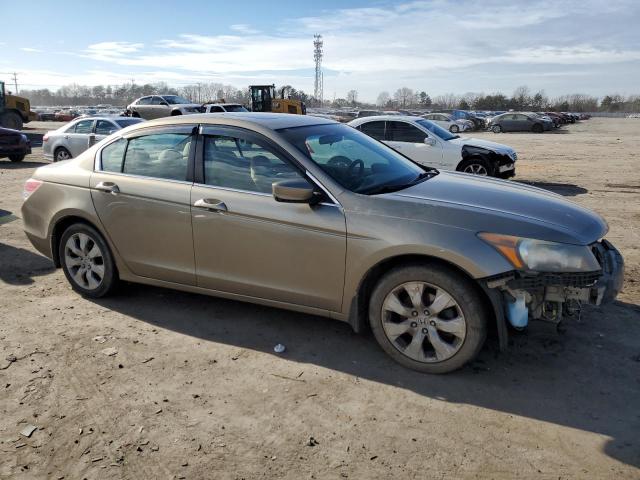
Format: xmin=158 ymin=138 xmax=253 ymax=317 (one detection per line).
xmin=21 ymin=113 xmax=623 ymax=373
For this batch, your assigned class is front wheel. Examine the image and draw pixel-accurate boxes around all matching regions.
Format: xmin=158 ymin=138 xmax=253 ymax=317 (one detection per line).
xmin=532 ymin=123 xmax=544 ymax=133
xmin=458 ymin=157 xmax=492 ymax=176
xmin=449 ymin=124 xmax=459 ymax=133
xmin=9 ymin=154 xmax=25 ymax=162
xmin=491 ymin=124 xmax=502 ymax=133
xmin=59 ymin=223 xmax=119 ymax=298
xmin=369 ymin=264 xmax=487 ymax=374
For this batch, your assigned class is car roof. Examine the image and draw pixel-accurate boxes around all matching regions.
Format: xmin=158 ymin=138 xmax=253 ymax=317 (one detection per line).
xmin=74 ymin=116 xmax=140 ymax=122
xmin=137 ymin=112 xmax=335 ymax=130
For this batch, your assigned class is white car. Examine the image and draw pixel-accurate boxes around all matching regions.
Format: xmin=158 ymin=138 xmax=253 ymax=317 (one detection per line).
xmin=422 ymin=113 xmax=472 ymax=133
xmin=203 ymin=103 xmax=249 ymax=113
xmin=349 ymin=115 xmax=517 ymax=177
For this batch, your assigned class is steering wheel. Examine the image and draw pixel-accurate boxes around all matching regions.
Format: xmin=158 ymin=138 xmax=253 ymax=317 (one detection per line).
xmin=348 ymin=159 xmax=365 ymax=177
xmin=327 ymin=155 xmax=352 ymax=168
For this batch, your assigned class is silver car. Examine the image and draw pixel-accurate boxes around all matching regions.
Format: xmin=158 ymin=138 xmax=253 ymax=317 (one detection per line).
xmin=43 ymin=117 xmax=144 ymax=162
xmin=126 ymin=95 xmax=204 ymax=120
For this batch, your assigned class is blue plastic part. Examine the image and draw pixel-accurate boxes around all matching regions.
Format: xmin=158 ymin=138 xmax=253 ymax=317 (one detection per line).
xmin=505 ymin=292 xmax=528 ymax=328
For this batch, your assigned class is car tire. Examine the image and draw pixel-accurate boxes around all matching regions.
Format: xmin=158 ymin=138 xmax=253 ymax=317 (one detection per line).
xmin=458 ymin=157 xmax=493 ymax=176
xmin=449 ymin=124 xmax=459 ymax=133
xmin=0 ymin=111 xmax=23 ymax=130
xmin=59 ymin=223 xmax=118 ymax=298
xmin=54 ymin=147 xmax=71 ymax=162
xmin=131 ymin=111 xmax=140 ymax=118
xmin=171 ymin=110 xmax=182 ymax=116
xmin=491 ymin=124 xmax=502 ymax=133
xmin=369 ymin=264 xmax=487 ymax=374
xmin=9 ymin=154 xmax=25 ymax=162
xmin=532 ymin=123 xmax=544 ymax=133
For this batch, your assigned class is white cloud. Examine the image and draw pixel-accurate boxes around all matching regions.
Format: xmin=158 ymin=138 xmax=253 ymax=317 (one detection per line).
xmin=20 ymin=47 xmax=42 ymax=53
xmin=229 ymin=24 xmax=260 ymax=34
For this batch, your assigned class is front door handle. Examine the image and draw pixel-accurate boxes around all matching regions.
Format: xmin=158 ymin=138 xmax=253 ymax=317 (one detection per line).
xmin=95 ymin=181 xmax=120 ymax=194
xmin=193 ymin=198 xmax=227 ymax=212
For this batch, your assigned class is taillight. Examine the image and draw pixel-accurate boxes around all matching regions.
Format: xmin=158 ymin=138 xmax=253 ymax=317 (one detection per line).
xmin=23 ymin=179 xmax=43 ymax=200
xmin=43 ymin=134 xmax=49 ymax=142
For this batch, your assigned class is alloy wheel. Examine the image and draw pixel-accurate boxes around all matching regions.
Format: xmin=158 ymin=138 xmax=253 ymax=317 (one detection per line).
xmin=64 ymin=233 xmax=105 ymax=290
xmin=56 ymin=149 xmax=71 ymax=162
xmin=381 ymin=281 xmax=466 ymax=363
xmin=463 ymin=163 xmax=488 ymax=175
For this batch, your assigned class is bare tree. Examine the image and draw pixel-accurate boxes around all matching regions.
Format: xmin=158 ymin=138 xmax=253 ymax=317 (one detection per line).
xmin=347 ymin=89 xmax=358 ymax=106
xmin=393 ymin=87 xmax=414 ymax=108
xmin=376 ymin=91 xmax=390 ymax=107
xmin=433 ymin=93 xmax=459 ymax=109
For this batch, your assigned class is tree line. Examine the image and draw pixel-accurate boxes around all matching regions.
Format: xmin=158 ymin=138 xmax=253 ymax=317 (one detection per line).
xmin=19 ymin=82 xmax=640 ymax=113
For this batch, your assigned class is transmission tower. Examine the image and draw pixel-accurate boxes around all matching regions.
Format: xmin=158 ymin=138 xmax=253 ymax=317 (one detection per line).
xmin=313 ymin=34 xmax=323 ymax=104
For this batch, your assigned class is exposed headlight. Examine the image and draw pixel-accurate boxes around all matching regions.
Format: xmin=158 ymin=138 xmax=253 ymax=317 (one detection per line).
xmin=509 ymin=151 xmax=517 ymax=161
xmin=478 ymin=233 xmax=601 ymax=272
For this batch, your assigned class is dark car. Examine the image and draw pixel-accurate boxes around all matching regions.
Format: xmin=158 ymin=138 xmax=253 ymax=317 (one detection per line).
xmin=436 ymin=109 xmax=485 ymax=130
xmin=489 ymin=113 xmax=549 ymax=133
xmin=0 ymin=126 xmax=31 ymax=162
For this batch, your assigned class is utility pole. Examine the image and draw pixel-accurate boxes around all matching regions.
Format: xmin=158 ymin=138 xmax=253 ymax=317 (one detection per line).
xmin=12 ymin=72 xmax=18 ymax=94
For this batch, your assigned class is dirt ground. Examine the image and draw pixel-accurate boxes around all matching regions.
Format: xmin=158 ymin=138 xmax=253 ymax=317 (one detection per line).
xmin=0 ymin=117 xmax=639 ymax=479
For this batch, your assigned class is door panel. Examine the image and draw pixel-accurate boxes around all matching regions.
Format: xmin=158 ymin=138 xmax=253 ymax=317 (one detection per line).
xmin=191 ymin=186 xmax=346 ymax=311
xmin=384 ymin=121 xmax=442 ymax=167
xmin=190 ymin=128 xmax=347 ymax=311
xmin=91 ymin=174 xmax=195 ymax=284
xmin=90 ymin=129 xmax=196 ymax=285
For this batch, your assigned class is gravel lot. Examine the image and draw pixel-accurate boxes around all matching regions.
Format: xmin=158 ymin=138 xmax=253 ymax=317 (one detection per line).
xmin=1 ymin=118 xmax=639 ymax=479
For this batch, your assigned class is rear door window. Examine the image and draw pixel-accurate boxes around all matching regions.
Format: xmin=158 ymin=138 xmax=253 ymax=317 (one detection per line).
xmin=386 ymin=121 xmax=426 ymax=143
xmin=122 ymin=133 xmax=192 ymax=181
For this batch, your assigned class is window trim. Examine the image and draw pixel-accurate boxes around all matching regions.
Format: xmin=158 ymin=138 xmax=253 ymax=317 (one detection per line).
xmin=95 ymin=125 xmax=198 ymax=183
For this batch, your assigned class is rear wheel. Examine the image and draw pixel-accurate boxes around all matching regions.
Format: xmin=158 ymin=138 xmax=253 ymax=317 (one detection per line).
xmin=491 ymin=124 xmax=502 ymax=133
xmin=9 ymin=154 xmax=25 ymax=162
xmin=369 ymin=264 xmax=487 ymax=374
xmin=59 ymin=223 xmax=118 ymax=298
xmin=532 ymin=123 xmax=544 ymax=133
xmin=54 ymin=147 xmax=71 ymax=162
xmin=0 ymin=111 xmax=23 ymax=130
xmin=458 ymin=157 xmax=493 ymax=176
xmin=449 ymin=124 xmax=459 ymax=133
xmin=171 ymin=110 xmax=182 ymax=116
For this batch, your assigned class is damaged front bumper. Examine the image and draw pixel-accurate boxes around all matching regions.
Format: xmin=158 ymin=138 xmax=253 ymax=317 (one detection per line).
xmin=485 ymin=239 xmax=624 ymax=328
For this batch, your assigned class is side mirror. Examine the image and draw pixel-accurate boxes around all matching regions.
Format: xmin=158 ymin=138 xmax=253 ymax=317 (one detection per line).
xmin=161 ymin=101 xmax=169 ymax=107
xmin=424 ymin=137 xmax=436 ymax=146
xmin=273 ymin=179 xmax=317 ymax=204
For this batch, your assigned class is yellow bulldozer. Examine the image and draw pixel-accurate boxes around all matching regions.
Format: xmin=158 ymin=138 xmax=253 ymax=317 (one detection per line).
xmin=249 ymin=85 xmax=306 ymax=115
xmin=0 ymin=81 xmax=38 ymax=130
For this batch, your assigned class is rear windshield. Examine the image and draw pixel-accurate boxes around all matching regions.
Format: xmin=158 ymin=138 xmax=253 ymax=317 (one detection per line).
xmin=224 ymin=105 xmax=248 ymax=112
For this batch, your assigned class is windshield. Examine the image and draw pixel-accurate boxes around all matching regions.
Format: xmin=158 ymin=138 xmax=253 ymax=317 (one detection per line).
xmin=162 ymin=95 xmax=192 ymax=105
xmin=415 ymin=119 xmax=458 ymax=140
xmin=224 ymin=105 xmax=248 ymax=112
xmin=115 ymin=118 xmax=144 ymax=128
xmin=278 ymin=123 xmax=433 ymax=195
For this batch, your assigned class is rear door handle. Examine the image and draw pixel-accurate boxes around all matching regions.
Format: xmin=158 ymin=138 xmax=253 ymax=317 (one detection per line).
xmin=95 ymin=181 xmax=120 ymax=194
xmin=193 ymin=198 xmax=227 ymax=212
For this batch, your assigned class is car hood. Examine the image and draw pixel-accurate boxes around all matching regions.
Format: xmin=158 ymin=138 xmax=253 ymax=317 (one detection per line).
xmin=384 ymin=172 xmax=607 ymax=245
xmin=450 ymin=137 xmax=515 ymax=155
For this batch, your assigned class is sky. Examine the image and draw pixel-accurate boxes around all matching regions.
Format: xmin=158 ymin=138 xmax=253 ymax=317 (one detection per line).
xmin=1 ymin=0 xmax=639 ymax=102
